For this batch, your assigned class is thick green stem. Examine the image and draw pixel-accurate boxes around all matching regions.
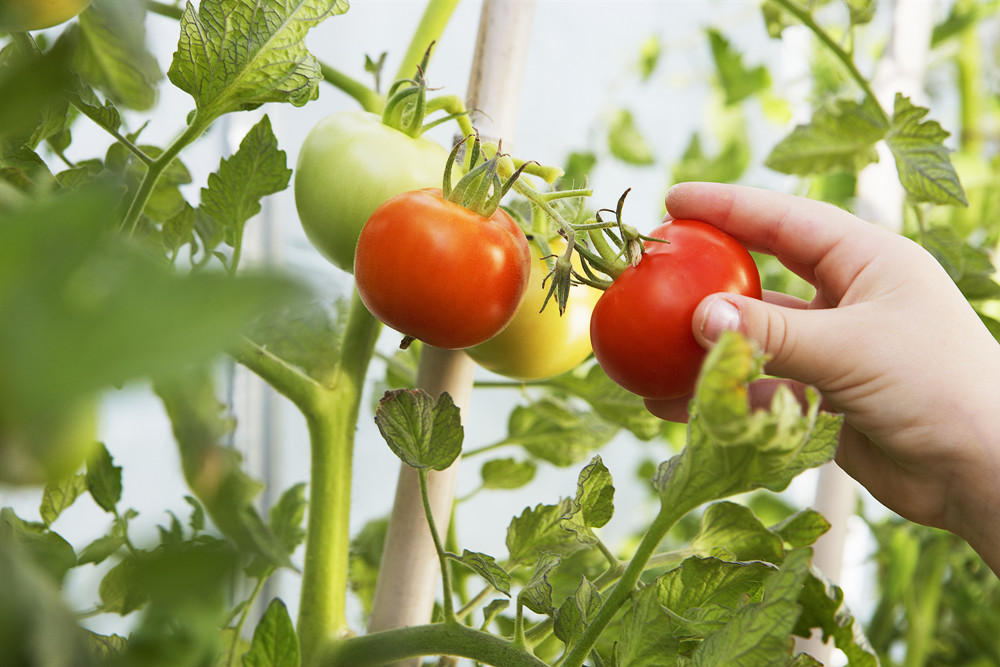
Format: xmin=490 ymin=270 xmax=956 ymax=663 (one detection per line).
xmin=903 ymin=536 xmax=949 ymax=667
xmin=318 ymin=623 xmax=549 ymax=667
xmin=559 ymin=503 xmax=687 ymax=667
xmin=770 ymin=0 xmax=888 ymax=125
xmin=392 ymin=0 xmax=462 ymax=84
xmin=295 ymin=291 xmax=382 ymax=667
xmin=319 ymin=61 xmax=384 ymax=113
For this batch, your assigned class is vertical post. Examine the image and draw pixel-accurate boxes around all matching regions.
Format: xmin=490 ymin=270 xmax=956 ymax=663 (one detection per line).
xmin=367 ymin=3 xmax=536 ymax=664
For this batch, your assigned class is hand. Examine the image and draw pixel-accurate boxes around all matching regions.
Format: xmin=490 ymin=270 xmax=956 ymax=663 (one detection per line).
xmin=645 ymin=182 xmax=1000 ymax=573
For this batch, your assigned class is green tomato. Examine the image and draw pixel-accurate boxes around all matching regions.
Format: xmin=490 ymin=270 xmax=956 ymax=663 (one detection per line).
xmin=294 ymin=111 xmax=451 ymax=273
xmin=466 ymin=239 xmax=601 ymax=380
xmin=0 ymin=0 xmax=92 ymax=31
xmin=0 ymin=398 xmax=98 ymax=485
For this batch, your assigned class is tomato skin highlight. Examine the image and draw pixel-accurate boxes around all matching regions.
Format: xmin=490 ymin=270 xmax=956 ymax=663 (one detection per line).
xmin=294 ymin=111 xmax=450 ymax=273
xmin=354 ymin=189 xmax=531 ymax=349
xmin=0 ymin=0 xmax=92 ymax=31
xmin=466 ymin=239 xmax=601 ymax=379
xmin=589 ymin=219 xmax=762 ymax=400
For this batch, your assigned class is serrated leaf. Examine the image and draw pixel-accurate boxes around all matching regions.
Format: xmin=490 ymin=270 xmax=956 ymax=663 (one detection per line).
xmin=163 ymin=202 xmax=197 ymax=256
xmin=794 ymin=567 xmax=878 ymax=666
xmin=691 ymin=502 xmax=784 ymax=564
xmin=374 ymin=389 xmax=463 ymax=471
xmin=608 ymin=109 xmax=655 ymax=165
xmin=69 ymin=79 xmax=122 ymax=135
xmin=506 ymin=499 xmax=586 ymax=566
xmin=554 ymin=577 xmax=602 ymax=645
xmin=74 ymin=0 xmax=162 ymax=110
xmin=886 ymin=94 xmax=967 ymax=206
xmin=86 ymin=443 xmax=122 ymax=513
xmin=652 ymin=332 xmax=841 ymax=516
xmin=480 ymin=458 xmax=536 ymax=490
xmin=518 ymin=551 xmax=561 ymax=615
xmin=0 ymin=33 xmax=75 ymax=154
xmin=505 ymin=398 xmax=616 ymax=467
xmin=658 ymin=557 xmax=773 ymax=637
xmin=771 ymin=509 xmax=831 ymax=549
xmin=167 ymin=0 xmax=349 ymax=119
xmin=246 ymin=299 xmax=345 ymax=385
xmin=452 ymin=550 xmax=511 ymax=596
xmin=561 ymin=456 xmax=615 ymax=544
xmin=766 ymin=97 xmax=887 ymax=176
xmin=0 ymin=508 xmax=77 ymax=585
xmin=243 ymin=598 xmax=299 ymax=667
xmin=40 ymin=474 xmax=88 ymax=526
xmin=547 ymin=364 xmax=661 ymax=440
xmin=198 ymin=115 xmax=292 ymax=252
xmin=691 ymin=549 xmax=812 ymax=666
xmin=707 ymin=28 xmax=770 ymax=105
xmin=616 ymin=584 xmax=679 ymax=666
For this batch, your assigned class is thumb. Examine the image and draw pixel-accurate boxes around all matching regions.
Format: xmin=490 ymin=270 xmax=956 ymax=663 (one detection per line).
xmin=693 ymin=293 xmax=841 ymax=387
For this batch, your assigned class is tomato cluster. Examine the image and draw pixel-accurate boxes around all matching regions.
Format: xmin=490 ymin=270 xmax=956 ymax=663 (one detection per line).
xmin=589 ymin=218 xmax=761 ymax=400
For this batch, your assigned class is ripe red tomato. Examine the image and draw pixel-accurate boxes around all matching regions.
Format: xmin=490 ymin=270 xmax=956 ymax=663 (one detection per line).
xmin=589 ymin=218 xmax=761 ymax=400
xmin=354 ymin=188 xmax=531 ymax=349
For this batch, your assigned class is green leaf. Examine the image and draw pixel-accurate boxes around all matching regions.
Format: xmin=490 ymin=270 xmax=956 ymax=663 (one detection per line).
xmin=547 ymin=363 xmax=662 ymax=440
xmin=554 ymin=577 xmax=602 ymax=645
xmin=155 ymin=369 xmax=294 ymax=569
xmin=506 ymin=499 xmax=587 ymax=566
xmin=198 ymin=115 xmax=292 ymax=253
xmin=608 ymin=109 xmax=655 ymax=165
xmin=451 ymin=550 xmax=511 ymax=596
xmin=40 ymin=474 xmax=88 ymax=526
xmin=672 ymin=132 xmax=750 ymax=185
xmin=691 ymin=549 xmax=812 ymax=666
xmin=561 ymin=456 xmax=615 ymax=544
xmin=652 ymin=332 xmax=841 ymax=515
xmin=482 ymin=598 xmax=510 ymax=628
xmin=931 ymin=0 xmax=1000 ymax=46
xmin=0 ymin=33 xmax=75 ymax=154
xmin=921 ymin=225 xmax=1000 ymax=300
xmin=243 ymin=598 xmax=299 ymax=667
xmin=794 ymin=568 xmax=878 ymax=666
xmin=638 ymin=35 xmax=662 ymax=81
xmin=886 ymin=93 xmax=968 ymax=206
xmin=374 ymin=389 xmax=464 ymax=471
xmin=690 ymin=502 xmax=784 ymax=564
xmin=480 ymin=458 xmax=537 ymax=490
xmin=707 ymin=28 xmax=770 ymax=105
xmin=771 ymin=509 xmax=831 ymax=549
xmin=518 ymin=551 xmax=562 ymax=615
xmin=74 ymin=0 xmax=162 ymax=110
xmin=185 ymin=495 xmax=206 ymax=533
xmin=86 ymin=443 xmax=122 ymax=513
xmin=616 ymin=584 xmax=680 ymax=666
xmin=845 ymin=0 xmax=876 ymax=25
xmin=505 ymin=398 xmax=616 ymax=467
xmin=269 ymin=483 xmax=307 ymax=555
xmin=69 ymin=80 xmax=122 ymax=136
xmin=658 ymin=557 xmax=773 ymax=637
xmin=765 ymin=97 xmax=887 ymax=176
xmin=0 ymin=508 xmax=77 ymax=585
xmin=246 ymin=299 xmax=345 ymax=385
xmin=167 ymin=0 xmax=349 ymax=119
xmin=77 ymin=534 xmax=127 ymax=566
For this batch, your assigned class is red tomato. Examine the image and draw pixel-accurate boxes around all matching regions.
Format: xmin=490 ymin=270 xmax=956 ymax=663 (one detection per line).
xmin=589 ymin=218 xmax=761 ymax=400
xmin=354 ymin=188 xmax=531 ymax=349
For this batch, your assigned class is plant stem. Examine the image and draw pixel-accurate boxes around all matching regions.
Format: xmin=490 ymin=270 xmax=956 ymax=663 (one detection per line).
xmin=769 ymin=0 xmax=888 ymax=125
xmin=392 ymin=0 xmax=462 ymax=84
xmin=228 ymin=576 xmax=268 ymax=667
xmin=319 ymin=623 xmax=549 ymax=667
xmin=295 ymin=291 xmax=382 ymax=667
xmin=319 ymin=61 xmax=384 ymax=113
xmin=559 ymin=503 xmax=687 ymax=667
xmin=145 ymin=1 xmax=184 ymax=20
xmin=417 ymin=468 xmax=456 ymax=622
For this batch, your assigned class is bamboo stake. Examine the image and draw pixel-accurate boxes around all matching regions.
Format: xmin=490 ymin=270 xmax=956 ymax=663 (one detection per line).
xmin=367 ymin=3 xmax=536 ymax=664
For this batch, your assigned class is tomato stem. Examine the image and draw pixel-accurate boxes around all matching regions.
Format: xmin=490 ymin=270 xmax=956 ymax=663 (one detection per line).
xmin=417 ymin=468 xmax=457 ymax=623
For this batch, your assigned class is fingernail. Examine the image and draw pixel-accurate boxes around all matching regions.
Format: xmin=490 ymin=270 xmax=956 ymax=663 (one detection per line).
xmin=701 ymin=297 xmax=740 ymax=343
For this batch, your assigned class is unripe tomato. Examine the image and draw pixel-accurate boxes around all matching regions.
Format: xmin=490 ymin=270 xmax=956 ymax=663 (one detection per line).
xmin=354 ymin=188 xmax=531 ymax=349
xmin=590 ymin=219 xmax=761 ymax=400
xmin=294 ymin=111 xmax=450 ymax=273
xmin=0 ymin=0 xmax=92 ymax=31
xmin=466 ymin=238 xmax=601 ymax=379
xmin=0 ymin=398 xmax=98 ymax=485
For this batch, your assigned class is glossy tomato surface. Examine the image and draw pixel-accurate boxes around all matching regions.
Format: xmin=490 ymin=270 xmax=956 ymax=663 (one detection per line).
xmin=589 ymin=218 xmax=761 ymax=400
xmin=294 ymin=111 xmax=450 ymax=273
xmin=466 ymin=238 xmax=601 ymax=379
xmin=354 ymin=188 xmax=531 ymax=349
xmin=0 ymin=0 xmax=91 ymax=31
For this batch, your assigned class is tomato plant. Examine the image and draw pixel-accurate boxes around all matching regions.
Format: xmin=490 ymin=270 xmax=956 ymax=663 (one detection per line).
xmin=466 ymin=237 xmax=600 ymax=379
xmin=589 ymin=218 xmax=762 ymax=400
xmin=354 ymin=187 xmax=531 ymax=349
xmin=294 ymin=110 xmax=451 ymax=273
xmin=0 ymin=0 xmax=91 ymax=31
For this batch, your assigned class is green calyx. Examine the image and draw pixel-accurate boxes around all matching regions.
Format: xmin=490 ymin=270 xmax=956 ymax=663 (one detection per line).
xmin=443 ymin=134 xmax=526 ymax=219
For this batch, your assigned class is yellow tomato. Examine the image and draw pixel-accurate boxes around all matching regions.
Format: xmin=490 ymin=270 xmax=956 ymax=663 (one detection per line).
xmin=0 ymin=0 xmax=92 ymax=32
xmin=466 ymin=239 xmax=601 ymax=380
